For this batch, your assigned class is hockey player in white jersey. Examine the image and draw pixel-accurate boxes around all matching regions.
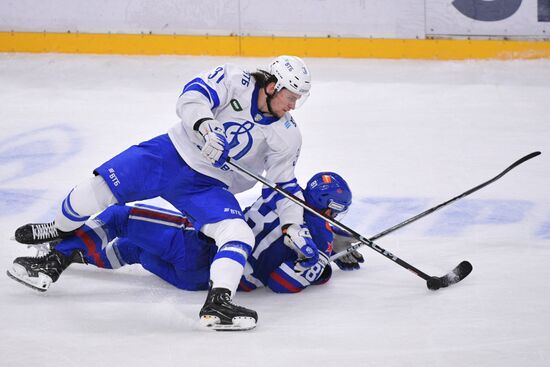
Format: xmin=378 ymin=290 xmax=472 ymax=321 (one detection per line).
xmin=13 ymin=55 xmax=312 ymax=331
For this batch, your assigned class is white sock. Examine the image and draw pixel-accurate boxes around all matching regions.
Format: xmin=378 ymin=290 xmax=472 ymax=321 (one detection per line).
xmin=210 ymin=258 xmax=244 ymax=297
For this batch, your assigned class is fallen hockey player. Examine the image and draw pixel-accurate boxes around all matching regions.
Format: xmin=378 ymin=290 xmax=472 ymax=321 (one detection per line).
xmin=8 ymin=172 xmax=364 ymax=331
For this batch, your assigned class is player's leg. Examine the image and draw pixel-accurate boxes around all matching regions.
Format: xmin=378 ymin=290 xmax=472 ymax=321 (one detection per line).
xmin=14 ymin=134 xmax=179 ymax=245
xmin=164 ymin=182 xmax=258 ymax=330
xmin=200 ymin=218 xmax=258 ymax=330
xmin=139 ymin=251 xmax=211 ymax=291
xmin=6 ymin=248 xmax=87 ymax=292
xmin=8 ymin=203 xmax=213 ymax=293
xmin=14 ymin=175 xmax=117 ymax=244
xmin=102 ymin=212 xmax=214 ymax=291
xmin=7 ymin=205 xmax=134 ymax=291
xmin=122 ymin=204 xmax=224 ymax=290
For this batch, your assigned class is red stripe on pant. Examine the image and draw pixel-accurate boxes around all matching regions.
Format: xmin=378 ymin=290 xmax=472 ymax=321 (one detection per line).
xmin=130 ymin=207 xmax=193 ymax=228
xmin=75 ymin=228 xmax=105 ymax=268
xmin=238 ymin=280 xmax=253 ymax=292
xmin=270 ymin=271 xmax=302 ymax=293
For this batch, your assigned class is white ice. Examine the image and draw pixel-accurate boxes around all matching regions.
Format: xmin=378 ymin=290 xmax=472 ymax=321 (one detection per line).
xmin=1 ymin=54 xmax=549 ymax=367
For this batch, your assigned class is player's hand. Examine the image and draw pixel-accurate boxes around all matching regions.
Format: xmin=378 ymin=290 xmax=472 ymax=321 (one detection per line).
xmin=197 ymin=119 xmax=229 ymax=167
xmin=332 ymin=233 xmax=364 ymax=271
xmin=334 ymin=250 xmax=364 ymax=271
xmin=283 ymin=224 xmax=319 ymax=270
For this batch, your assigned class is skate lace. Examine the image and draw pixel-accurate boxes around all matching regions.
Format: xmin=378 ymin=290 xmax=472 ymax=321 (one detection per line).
xmin=29 ymin=243 xmax=52 ymax=257
xmin=30 ymin=249 xmax=55 ymax=261
xmin=31 ymin=223 xmax=58 ymax=240
xmin=220 ymin=293 xmax=239 ymax=308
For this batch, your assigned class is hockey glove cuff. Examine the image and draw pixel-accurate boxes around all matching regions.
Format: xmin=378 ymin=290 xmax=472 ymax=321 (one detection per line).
xmin=283 ymin=224 xmax=319 ymax=269
xmin=197 ymin=119 xmax=229 ymax=168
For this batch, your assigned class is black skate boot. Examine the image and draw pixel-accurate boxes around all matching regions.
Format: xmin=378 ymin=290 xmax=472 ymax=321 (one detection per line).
xmin=199 ymin=287 xmax=258 ymax=331
xmin=6 ymin=249 xmax=86 ymax=292
xmin=14 ymin=222 xmax=74 ymax=245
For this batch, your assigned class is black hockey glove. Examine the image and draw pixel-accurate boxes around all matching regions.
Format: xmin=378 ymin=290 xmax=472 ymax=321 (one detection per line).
xmin=334 ymin=251 xmax=364 ymax=271
xmin=332 ymin=233 xmax=365 ymax=271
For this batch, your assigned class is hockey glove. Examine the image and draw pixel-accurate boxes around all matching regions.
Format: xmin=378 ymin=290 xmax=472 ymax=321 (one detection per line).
xmin=332 ymin=233 xmax=364 ymax=271
xmin=197 ymin=118 xmax=229 ymax=168
xmin=283 ymin=224 xmax=319 ymax=271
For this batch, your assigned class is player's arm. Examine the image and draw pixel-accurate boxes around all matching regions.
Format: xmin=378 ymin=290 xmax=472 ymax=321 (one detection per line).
xmin=263 ymin=122 xmax=324 ymax=270
xmin=268 ymin=215 xmax=337 ymax=294
xmin=263 ymin=170 xmax=321 ymax=272
xmin=266 ymin=252 xmax=332 ymax=293
xmin=263 ymin=119 xmax=306 ymax=224
xmin=175 ymin=65 xmax=233 ymax=167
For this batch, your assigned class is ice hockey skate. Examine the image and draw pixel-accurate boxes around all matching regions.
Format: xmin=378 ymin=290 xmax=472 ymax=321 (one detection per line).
xmin=14 ymin=222 xmax=74 ymax=245
xmin=199 ymin=287 xmax=258 ymax=331
xmin=7 ymin=249 xmax=86 ymax=292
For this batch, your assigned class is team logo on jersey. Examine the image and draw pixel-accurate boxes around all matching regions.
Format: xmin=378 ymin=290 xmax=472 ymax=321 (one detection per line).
xmin=224 ymin=208 xmax=242 ymax=216
xmin=107 ymin=168 xmax=120 ymax=186
xmin=253 ymin=114 xmax=263 ymax=122
xmin=284 ymin=117 xmax=297 ymax=129
xmin=230 ymin=99 xmax=243 ymax=112
xmin=223 ymin=121 xmax=255 ymax=160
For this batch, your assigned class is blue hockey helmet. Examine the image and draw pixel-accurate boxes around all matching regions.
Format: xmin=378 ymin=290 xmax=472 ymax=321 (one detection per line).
xmin=304 ymin=172 xmax=352 ymax=219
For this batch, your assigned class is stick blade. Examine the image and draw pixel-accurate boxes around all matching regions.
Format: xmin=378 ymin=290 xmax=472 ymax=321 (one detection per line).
xmin=427 ymin=261 xmax=473 ymax=290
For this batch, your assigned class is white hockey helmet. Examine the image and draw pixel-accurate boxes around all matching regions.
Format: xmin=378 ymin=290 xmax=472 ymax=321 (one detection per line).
xmin=269 ymin=55 xmax=311 ymax=107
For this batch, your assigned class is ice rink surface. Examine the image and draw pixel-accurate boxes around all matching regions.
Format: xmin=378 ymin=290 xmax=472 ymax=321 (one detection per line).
xmin=1 ymin=53 xmax=549 ymax=367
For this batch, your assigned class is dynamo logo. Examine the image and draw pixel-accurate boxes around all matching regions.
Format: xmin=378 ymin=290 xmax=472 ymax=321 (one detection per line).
xmin=223 ymin=121 xmax=255 ymax=160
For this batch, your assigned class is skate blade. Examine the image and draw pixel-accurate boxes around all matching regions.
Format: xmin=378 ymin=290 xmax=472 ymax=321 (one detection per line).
xmin=200 ymin=315 xmax=256 ymax=331
xmin=6 ymin=264 xmax=52 ymax=292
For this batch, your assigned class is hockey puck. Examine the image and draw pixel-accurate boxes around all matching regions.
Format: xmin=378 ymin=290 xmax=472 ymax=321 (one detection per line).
xmin=426 ymin=276 xmax=442 ymax=291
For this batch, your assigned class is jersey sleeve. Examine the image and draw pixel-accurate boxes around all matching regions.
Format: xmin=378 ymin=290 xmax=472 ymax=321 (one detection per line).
xmin=175 ymin=64 xmax=234 ymax=131
xmin=265 ymin=211 xmax=336 ymax=293
xmin=243 ymin=192 xmax=335 ymax=294
xmin=262 ymin=116 xmax=304 ymax=225
xmin=259 ymin=180 xmax=304 ymax=226
xmin=266 ymin=252 xmax=332 ymax=293
xmin=264 ymin=115 xmax=302 ymax=184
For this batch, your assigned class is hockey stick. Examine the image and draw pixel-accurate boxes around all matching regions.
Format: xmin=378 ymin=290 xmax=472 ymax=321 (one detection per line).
xmin=331 ymin=151 xmax=542 ymax=262
xmin=227 ymin=151 xmax=540 ymax=290
xmin=227 ymin=158 xmax=458 ymax=290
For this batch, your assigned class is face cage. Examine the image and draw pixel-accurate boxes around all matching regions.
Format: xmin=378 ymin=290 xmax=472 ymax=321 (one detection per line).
xmin=273 ymin=83 xmax=310 ymax=109
xmin=294 ymin=91 xmax=310 ymax=109
xmin=327 ymin=207 xmax=349 ymax=221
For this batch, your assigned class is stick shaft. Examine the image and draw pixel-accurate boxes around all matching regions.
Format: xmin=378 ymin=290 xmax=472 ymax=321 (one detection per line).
xmin=331 ymin=151 xmax=541 ymax=261
xmin=227 ymin=158 xmax=432 ymax=280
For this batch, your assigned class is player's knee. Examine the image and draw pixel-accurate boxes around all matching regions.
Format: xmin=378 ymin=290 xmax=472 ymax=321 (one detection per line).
xmin=113 ymin=238 xmax=141 ymax=265
xmin=202 ymin=218 xmax=255 ymax=248
xmin=203 ymin=219 xmax=254 ymax=267
xmin=213 ymin=241 xmax=253 ymax=267
xmin=56 ymin=175 xmax=118 ymax=232
xmin=95 ymin=204 xmax=131 ymax=238
xmin=70 ymin=175 xmax=118 ymax=212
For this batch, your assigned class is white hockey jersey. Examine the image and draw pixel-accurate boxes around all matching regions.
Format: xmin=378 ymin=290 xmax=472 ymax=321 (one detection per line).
xmin=168 ymin=63 xmax=304 ymax=225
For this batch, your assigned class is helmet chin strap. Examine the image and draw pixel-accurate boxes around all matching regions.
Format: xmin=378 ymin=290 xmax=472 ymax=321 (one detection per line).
xmin=264 ymin=87 xmax=277 ymax=116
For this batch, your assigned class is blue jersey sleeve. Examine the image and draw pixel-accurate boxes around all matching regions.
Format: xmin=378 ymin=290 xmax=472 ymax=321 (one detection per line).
xmin=266 ymin=252 xmax=332 ymax=293
xmin=242 ymin=192 xmax=337 ymax=293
